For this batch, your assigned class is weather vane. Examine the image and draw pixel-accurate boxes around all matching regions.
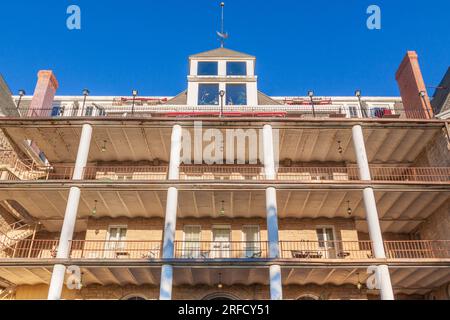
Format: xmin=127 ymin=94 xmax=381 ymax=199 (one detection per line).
xmin=216 ymin=2 xmax=229 ymax=48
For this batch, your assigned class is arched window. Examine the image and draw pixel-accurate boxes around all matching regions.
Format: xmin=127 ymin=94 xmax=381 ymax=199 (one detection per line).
xmin=202 ymin=292 xmax=239 ymax=300
xmin=297 ymin=294 xmax=320 ymax=300
xmin=121 ymin=294 xmax=147 ymax=300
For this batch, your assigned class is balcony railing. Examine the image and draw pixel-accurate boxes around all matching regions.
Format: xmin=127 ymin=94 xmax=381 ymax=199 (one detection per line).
xmin=279 ymin=241 xmax=375 ymax=260
xmin=3 ymin=165 xmax=450 ymax=184
xmin=3 ymin=105 xmax=437 ymax=120
xmin=369 ymin=167 xmax=450 ymax=183
xmin=173 ymin=241 xmax=269 ymax=259
xmin=0 ymin=239 xmax=59 ymax=259
xmin=69 ymin=240 xmax=162 ymax=260
xmin=1 ymin=240 xmax=449 ymax=261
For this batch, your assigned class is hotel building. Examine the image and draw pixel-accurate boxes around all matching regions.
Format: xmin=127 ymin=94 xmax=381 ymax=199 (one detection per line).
xmin=0 ymin=48 xmax=449 ymax=300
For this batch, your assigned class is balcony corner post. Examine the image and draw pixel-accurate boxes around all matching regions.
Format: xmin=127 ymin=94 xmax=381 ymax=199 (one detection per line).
xmin=262 ymin=124 xmax=283 ymax=300
xmin=47 ymin=123 xmax=92 ymax=300
xmin=352 ymin=124 xmax=394 ymax=300
xmin=159 ymin=124 xmax=182 ymax=300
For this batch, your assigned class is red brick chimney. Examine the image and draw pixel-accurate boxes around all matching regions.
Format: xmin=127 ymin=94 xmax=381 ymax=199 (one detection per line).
xmin=27 ymin=70 xmax=59 ymax=117
xmin=395 ymin=51 xmax=433 ymax=119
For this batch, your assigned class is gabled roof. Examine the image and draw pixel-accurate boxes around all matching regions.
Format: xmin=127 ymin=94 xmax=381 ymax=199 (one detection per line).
xmin=165 ymin=90 xmax=187 ymax=105
xmin=432 ymin=67 xmax=450 ymax=114
xmin=190 ymin=47 xmax=255 ymax=59
xmin=257 ymin=91 xmax=282 ymax=106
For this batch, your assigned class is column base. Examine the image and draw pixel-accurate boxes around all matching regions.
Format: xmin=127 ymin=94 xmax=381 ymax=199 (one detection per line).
xmin=269 ymin=265 xmax=283 ymax=300
xmin=160 ymin=264 xmax=174 ymax=300
xmin=47 ymin=264 xmax=66 ymax=300
xmin=378 ymin=265 xmax=395 ymax=300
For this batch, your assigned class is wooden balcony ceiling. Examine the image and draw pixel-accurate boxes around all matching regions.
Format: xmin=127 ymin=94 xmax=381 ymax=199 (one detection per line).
xmin=0 ymin=189 xmax=447 ymax=234
xmin=0 ymin=266 xmax=447 ymax=296
xmin=3 ymin=126 xmax=440 ymax=163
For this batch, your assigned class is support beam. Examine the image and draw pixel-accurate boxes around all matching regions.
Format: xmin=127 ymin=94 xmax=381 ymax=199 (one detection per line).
xmin=159 ymin=124 xmax=182 ymax=300
xmin=47 ymin=124 xmax=92 ymax=300
xmin=263 ymin=124 xmax=283 ymax=300
xmin=352 ymin=125 xmax=394 ymax=300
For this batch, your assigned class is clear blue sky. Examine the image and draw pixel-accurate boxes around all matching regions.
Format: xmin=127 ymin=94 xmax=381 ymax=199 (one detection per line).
xmin=0 ymin=0 xmax=449 ymax=97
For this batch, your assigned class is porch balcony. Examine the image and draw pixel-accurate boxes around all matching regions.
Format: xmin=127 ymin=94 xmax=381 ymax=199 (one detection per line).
xmin=2 ymin=164 xmax=450 ymax=184
xmin=5 ymin=104 xmax=436 ymax=120
xmin=1 ymin=239 xmax=449 ymax=262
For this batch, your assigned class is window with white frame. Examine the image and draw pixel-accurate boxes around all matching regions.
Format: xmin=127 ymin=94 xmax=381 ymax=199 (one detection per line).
xmin=226 ymin=84 xmax=247 ymax=105
xmin=85 ymin=106 xmax=94 ymax=116
xmin=51 ymin=105 xmax=64 ymax=117
xmin=348 ymin=105 xmax=359 ymax=118
xmin=106 ymin=226 xmax=127 ymax=256
xmin=183 ymin=225 xmax=201 ymax=258
xmin=71 ymin=105 xmax=79 ymax=117
xmin=316 ymin=227 xmax=336 ymax=258
xmin=369 ymin=105 xmax=394 ymax=118
xmin=226 ymin=62 xmax=247 ymax=76
xmin=197 ymin=62 xmax=218 ymax=76
xmin=198 ymin=84 xmax=219 ymax=105
xmin=242 ymin=226 xmax=261 ymax=258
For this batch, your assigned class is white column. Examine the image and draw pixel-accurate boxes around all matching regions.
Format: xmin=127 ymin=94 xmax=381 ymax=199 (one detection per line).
xmin=269 ymin=265 xmax=283 ymax=300
xmin=352 ymin=125 xmax=394 ymax=300
xmin=48 ymin=124 xmax=92 ymax=300
xmin=262 ymin=124 xmax=283 ymax=300
xmin=160 ymin=125 xmax=182 ymax=300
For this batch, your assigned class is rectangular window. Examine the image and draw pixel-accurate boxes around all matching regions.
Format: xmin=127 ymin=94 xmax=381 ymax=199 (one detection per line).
xmin=242 ymin=226 xmax=261 ymax=258
xmin=226 ymin=84 xmax=247 ymax=105
xmin=106 ymin=226 xmax=128 ymax=258
xmin=71 ymin=106 xmax=79 ymax=116
xmin=183 ymin=226 xmax=201 ymax=258
xmin=369 ymin=106 xmax=393 ymax=118
xmin=212 ymin=226 xmax=231 ymax=258
xmin=316 ymin=227 xmax=336 ymax=258
xmin=348 ymin=106 xmax=359 ymax=118
xmin=198 ymin=84 xmax=219 ymax=105
xmin=98 ymin=108 xmax=106 ymax=116
xmin=85 ymin=106 xmax=94 ymax=116
xmin=371 ymin=107 xmax=387 ymax=118
xmin=197 ymin=62 xmax=218 ymax=76
xmin=227 ymin=62 xmax=247 ymax=76
xmin=51 ymin=105 xmax=63 ymax=117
